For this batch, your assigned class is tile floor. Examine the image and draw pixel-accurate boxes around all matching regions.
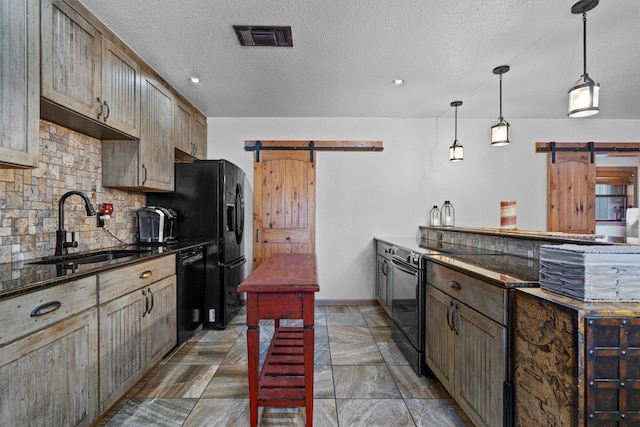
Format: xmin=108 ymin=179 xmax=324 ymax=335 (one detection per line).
xmin=97 ymin=304 xmax=473 ymax=426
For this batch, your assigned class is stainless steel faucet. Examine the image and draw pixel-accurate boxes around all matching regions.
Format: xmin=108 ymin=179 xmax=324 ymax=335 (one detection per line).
xmin=55 ymin=191 xmax=97 ymax=256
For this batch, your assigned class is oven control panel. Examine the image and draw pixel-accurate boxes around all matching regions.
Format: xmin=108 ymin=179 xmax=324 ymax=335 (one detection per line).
xmin=391 ymin=246 xmax=421 ymax=268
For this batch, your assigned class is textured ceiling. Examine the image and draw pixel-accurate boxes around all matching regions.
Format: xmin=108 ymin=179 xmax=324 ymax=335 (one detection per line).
xmin=77 ymin=0 xmax=640 ymax=120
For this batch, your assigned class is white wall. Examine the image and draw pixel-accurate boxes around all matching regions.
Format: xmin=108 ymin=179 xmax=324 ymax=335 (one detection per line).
xmin=208 ymin=117 xmax=640 ymax=300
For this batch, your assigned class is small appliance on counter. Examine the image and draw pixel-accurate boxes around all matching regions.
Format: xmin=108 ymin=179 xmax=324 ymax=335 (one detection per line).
xmin=137 ymin=206 xmax=177 ymax=245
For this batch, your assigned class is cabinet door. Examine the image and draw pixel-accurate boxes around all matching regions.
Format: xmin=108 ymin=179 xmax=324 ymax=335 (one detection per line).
xmin=145 ymin=275 xmax=177 ymax=367
xmin=41 ymin=0 xmax=102 ymax=120
xmin=101 ymin=38 xmax=140 ymax=138
xmin=376 ymin=255 xmax=388 ymax=313
xmin=98 ymin=289 xmax=145 ymax=411
xmin=192 ymin=111 xmax=207 ymax=159
xmin=0 ymin=308 xmax=99 ymax=427
xmin=456 ymin=302 xmax=507 ymax=427
xmin=0 ymin=0 xmax=39 ymax=168
xmin=425 ymin=285 xmax=455 ymax=392
xmin=139 ymin=72 xmax=174 ymax=191
xmin=174 ymin=97 xmax=193 ymax=154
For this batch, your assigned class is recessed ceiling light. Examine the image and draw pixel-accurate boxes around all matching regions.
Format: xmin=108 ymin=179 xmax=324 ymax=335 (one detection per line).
xmin=190 ymin=77 xmax=200 ymax=83
xmin=393 ymin=79 xmax=404 ymax=85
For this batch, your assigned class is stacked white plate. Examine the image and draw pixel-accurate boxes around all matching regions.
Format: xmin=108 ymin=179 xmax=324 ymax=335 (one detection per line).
xmin=539 ymin=244 xmax=640 ymax=301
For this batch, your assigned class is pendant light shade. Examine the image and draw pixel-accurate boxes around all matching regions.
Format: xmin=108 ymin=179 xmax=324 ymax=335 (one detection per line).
xmin=568 ymin=0 xmax=600 ymax=118
xmin=491 ymin=65 xmax=510 ymax=146
xmin=449 ymin=101 xmax=463 ymax=162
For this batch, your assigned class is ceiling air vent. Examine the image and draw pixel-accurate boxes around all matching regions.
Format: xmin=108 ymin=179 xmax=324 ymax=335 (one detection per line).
xmin=233 ymin=25 xmax=293 ymax=47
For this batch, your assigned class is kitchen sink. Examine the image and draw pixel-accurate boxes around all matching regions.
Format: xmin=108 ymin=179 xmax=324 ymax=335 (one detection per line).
xmin=30 ymin=249 xmax=151 ymax=266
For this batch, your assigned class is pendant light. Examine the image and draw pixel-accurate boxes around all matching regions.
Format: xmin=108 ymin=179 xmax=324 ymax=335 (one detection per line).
xmin=491 ymin=65 xmax=510 ymax=146
xmin=449 ymin=101 xmax=463 ymax=162
xmin=568 ymin=0 xmax=600 ymax=118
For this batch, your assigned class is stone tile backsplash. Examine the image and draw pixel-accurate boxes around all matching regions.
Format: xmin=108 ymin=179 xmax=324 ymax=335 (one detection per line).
xmin=0 ymin=120 xmax=146 ymax=263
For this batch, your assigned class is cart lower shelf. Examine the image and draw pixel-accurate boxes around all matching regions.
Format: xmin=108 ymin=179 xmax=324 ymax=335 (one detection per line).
xmin=258 ymin=326 xmax=310 ymax=406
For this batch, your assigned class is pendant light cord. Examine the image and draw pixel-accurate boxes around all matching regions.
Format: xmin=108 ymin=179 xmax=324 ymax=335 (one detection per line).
xmin=498 ymin=74 xmax=503 ymax=120
xmin=582 ymin=12 xmax=588 ymax=79
xmin=454 ymin=105 xmax=458 ymax=141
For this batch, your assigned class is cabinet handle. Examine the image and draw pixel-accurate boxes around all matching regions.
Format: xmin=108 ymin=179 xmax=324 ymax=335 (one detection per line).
xmin=141 ymin=164 xmax=148 ymax=185
xmin=256 ymin=229 xmax=259 ymax=243
xmin=103 ymin=100 xmax=110 ymax=121
xmin=446 ymin=300 xmax=454 ymax=331
xmin=96 ymin=97 xmax=103 ymax=120
xmin=140 ymin=270 xmax=152 ymax=279
xmin=30 ymin=301 xmax=62 ymax=317
xmin=382 ymin=260 xmax=388 ymax=276
xmin=147 ymin=287 xmax=154 ymax=313
xmin=452 ymin=303 xmax=460 ymax=336
xmin=448 ymin=280 xmax=461 ymax=291
xmin=142 ymin=289 xmax=148 ymax=317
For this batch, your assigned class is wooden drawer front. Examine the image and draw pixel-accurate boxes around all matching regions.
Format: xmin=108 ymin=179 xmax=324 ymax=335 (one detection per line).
xmin=376 ymin=240 xmax=392 ymax=256
xmin=0 ymin=276 xmax=97 ymax=346
xmin=428 ymin=261 xmax=507 ymax=325
xmin=98 ymin=255 xmax=175 ymax=304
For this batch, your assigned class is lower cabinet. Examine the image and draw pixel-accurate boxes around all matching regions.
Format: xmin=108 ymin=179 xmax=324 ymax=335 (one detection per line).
xmin=99 ymin=274 xmax=176 ymax=411
xmin=425 ymin=260 xmax=509 ymax=427
xmin=426 ymin=285 xmax=507 ymax=427
xmin=0 ymin=308 xmax=99 ymax=426
xmin=374 ymin=239 xmax=393 ymax=316
xmin=0 ymin=255 xmax=177 ymax=424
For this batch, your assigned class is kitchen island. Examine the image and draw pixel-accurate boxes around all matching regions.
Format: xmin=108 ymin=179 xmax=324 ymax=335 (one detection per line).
xmin=238 ymin=253 xmax=319 ymax=427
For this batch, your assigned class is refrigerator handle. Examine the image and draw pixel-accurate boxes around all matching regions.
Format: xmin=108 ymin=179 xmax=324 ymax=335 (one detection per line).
xmin=226 ymin=257 xmax=247 ymax=270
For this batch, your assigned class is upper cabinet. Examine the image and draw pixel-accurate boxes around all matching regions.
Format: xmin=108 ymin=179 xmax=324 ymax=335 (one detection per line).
xmin=192 ymin=111 xmax=207 ymax=159
xmin=40 ymin=0 xmax=140 ymax=140
xmin=0 ymin=0 xmax=40 ymax=168
xmin=174 ymin=96 xmax=207 ymax=160
xmin=102 ymin=72 xmax=174 ymax=192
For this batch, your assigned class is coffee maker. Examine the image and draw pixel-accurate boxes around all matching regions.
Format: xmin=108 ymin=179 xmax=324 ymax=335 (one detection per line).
xmin=137 ymin=206 xmax=177 ymax=244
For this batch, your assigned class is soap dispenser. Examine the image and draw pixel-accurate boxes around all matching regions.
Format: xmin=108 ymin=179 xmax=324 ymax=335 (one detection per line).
xmin=428 ymin=205 xmax=441 ymax=226
xmin=440 ymin=201 xmax=455 ymax=227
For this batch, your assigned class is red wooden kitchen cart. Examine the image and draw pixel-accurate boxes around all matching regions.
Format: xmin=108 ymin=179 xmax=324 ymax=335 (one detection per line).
xmin=237 ymin=253 xmax=319 ymax=427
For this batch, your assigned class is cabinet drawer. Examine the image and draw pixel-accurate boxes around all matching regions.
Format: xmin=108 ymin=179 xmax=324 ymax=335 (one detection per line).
xmin=0 ymin=276 xmax=97 ymax=346
xmin=376 ymin=239 xmax=392 ymax=257
xmin=427 ymin=261 xmax=507 ymax=325
xmin=98 ymin=255 xmax=175 ymax=304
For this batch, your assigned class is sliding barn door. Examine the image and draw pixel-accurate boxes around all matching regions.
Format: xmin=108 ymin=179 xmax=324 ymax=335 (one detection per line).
xmin=547 ymin=151 xmax=596 ymax=234
xmin=253 ymin=150 xmax=316 ymax=268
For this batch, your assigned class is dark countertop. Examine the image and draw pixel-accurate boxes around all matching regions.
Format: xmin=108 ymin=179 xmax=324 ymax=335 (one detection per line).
xmin=423 ymin=253 xmax=539 ymax=288
xmin=0 ymin=240 xmax=211 ymax=301
xmin=375 ymin=236 xmax=539 ymax=288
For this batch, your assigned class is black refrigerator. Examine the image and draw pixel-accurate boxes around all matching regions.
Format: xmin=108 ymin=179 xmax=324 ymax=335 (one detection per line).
xmin=148 ymin=159 xmax=247 ymax=329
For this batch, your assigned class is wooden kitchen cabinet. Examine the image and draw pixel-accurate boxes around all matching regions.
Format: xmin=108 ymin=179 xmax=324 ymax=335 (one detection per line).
xmin=40 ymin=0 xmax=140 ymax=139
xmin=174 ymin=97 xmax=193 ymax=156
xmin=0 ymin=0 xmax=39 ymax=168
xmin=425 ymin=261 xmax=508 ymax=427
xmin=174 ymin=96 xmax=207 ymax=160
xmin=98 ymin=255 xmax=176 ymax=411
xmin=515 ymin=288 xmax=640 ymax=426
xmin=102 ymin=71 xmax=174 ymax=191
xmin=375 ymin=239 xmax=393 ymax=316
xmin=192 ymin=111 xmax=207 ymax=159
xmin=0 ymin=276 xmax=99 ymax=426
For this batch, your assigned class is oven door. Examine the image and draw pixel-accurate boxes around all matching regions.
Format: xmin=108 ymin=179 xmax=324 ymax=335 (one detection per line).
xmin=391 ymin=259 xmax=423 ymax=351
